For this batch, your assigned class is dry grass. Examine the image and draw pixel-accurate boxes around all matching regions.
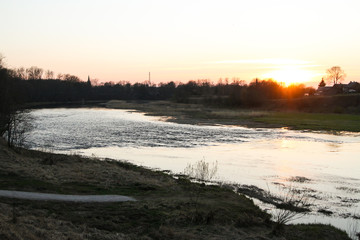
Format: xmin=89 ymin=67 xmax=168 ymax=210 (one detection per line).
xmin=0 ymin=140 xmax=351 ymax=239
xmin=210 ymin=109 xmax=269 ymax=118
xmin=105 ymin=100 xmax=360 ymax=132
xmin=0 ymin=139 xmax=177 ymax=196
xmin=105 ymin=100 xmax=274 ymax=128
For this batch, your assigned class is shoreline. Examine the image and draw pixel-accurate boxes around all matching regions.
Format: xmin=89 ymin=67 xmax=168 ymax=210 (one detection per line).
xmin=104 ymin=100 xmax=360 ymax=132
xmin=0 ymin=139 xmax=354 ymax=239
xmin=0 ymin=141 xmax=352 ymax=239
xmin=25 ymin=99 xmax=360 ymax=132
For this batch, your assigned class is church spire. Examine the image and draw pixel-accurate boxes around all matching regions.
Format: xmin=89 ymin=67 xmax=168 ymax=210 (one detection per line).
xmin=87 ymin=76 xmax=91 ymax=87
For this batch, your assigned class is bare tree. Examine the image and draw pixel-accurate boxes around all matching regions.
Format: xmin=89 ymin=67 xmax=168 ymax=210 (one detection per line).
xmin=1 ymin=58 xmax=32 ymax=148
xmin=326 ymin=66 xmax=346 ymax=85
xmin=26 ymin=66 xmax=43 ymax=80
xmin=57 ymin=73 xmax=64 ymax=80
xmin=63 ymin=74 xmax=81 ymax=82
xmin=5 ymin=110 xmax=33 ymax=147
xmin=8 ymin=67 xmax=27 ymax=79
xmin=17 ymin=67 xmax=27 ymax=79
xmin=92 ymin=78 xmax=99 ymax=86
xmin=45 ymin=70 xmax=54 ymax=79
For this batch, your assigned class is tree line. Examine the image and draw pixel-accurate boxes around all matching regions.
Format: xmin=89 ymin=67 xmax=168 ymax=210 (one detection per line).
xmin=3 ymin=65 xmax=316 ymax=106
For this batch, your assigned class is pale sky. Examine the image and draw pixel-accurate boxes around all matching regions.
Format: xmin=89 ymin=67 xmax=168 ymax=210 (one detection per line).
xmin=1 ymin=0 xmax=360 ymax=86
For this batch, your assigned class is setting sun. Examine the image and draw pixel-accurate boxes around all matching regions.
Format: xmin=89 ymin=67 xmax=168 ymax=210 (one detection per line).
xmin=262 ymin=67 xmax=317 ymax=86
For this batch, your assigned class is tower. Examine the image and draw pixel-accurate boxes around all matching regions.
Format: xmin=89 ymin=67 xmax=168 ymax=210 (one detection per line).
xmin=87 ymin=76 xmax=91 ymax=87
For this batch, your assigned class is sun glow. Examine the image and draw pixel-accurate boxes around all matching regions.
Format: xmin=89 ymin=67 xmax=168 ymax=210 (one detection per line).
xmin=262 ymin=67 xmax=316 ymax=86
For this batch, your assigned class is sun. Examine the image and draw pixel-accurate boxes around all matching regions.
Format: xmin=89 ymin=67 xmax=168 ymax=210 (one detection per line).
xmin=262 ymin=67 xmax=315 ymax=86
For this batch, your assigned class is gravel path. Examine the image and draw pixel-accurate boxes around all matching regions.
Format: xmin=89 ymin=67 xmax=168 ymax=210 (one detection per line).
xmin=0 ymin=190 xmax=136 ymax=202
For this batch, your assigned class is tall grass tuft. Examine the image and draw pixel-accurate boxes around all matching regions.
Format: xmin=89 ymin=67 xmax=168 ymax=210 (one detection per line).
xmin=183 ymin=158 xmax=218 ymax=223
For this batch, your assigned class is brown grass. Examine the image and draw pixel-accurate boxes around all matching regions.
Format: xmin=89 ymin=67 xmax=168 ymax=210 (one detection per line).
xmin=0 ymin=140 xmax=351 ymax=239
xmin=105 ymin=100 xmax=275 ymax=128
xmin=105 ymin=100 xmax=360 ymax=132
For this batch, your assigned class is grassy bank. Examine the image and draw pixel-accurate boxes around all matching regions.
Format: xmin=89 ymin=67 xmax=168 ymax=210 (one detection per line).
xmin=254 ymin=112 xmax=360 ymax=132
xmin=24 ymin=99 xmax=360 ymax=132
xmin=0 ymin=141 xmax=351 ymax=239
xmin=105 ymin=100 xmax=360 ymax=132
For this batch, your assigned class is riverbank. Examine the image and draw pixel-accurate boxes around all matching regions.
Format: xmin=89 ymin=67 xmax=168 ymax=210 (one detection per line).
xmin=104 ymin=100 xmax=360 ymax=132
xmin=0 ymin=140 xmax=351 ymax=239
xmin=25 ymin=100 xmax=360 ymax=132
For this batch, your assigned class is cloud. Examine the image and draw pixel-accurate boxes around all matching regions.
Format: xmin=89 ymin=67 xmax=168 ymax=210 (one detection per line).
xmin=260 ymin=64 xmax=322 ymax=69
xmin=208 ymin=58 xmax=312 ymax=65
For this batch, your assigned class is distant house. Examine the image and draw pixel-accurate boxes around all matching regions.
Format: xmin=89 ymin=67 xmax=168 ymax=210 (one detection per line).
xmin=316 ymin=86 xmax=339 ymax=95
xmin=333 ymin=84 xmax=346 ymax=93
xmin=316 ymin=82 xmax=359 ymax=95
xmin=343 ymin=81 xmax=360 ymax=93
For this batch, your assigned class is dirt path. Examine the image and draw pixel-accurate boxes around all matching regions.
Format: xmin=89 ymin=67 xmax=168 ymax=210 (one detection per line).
xmin=0 ymin=190 xmax=136 ymax=202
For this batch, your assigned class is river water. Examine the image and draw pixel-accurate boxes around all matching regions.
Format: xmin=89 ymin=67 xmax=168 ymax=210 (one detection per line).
xmin=26 ymin=108 xmax=360 ymax=236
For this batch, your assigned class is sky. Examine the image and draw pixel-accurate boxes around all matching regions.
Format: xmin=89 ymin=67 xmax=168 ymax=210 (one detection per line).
xmin=1 ymin=0 xmax=360 ymax=86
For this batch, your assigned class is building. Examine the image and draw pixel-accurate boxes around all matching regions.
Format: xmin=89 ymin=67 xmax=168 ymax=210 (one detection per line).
xmin=316 ymin=82 xmax=359 ymax=95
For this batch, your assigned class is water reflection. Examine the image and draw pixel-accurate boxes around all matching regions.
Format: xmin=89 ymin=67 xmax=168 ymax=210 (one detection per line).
xmin=279 ymin=139 xmax=296 ymax=149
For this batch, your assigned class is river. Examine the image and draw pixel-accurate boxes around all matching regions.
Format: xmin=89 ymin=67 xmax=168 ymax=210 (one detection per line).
xmin=26 ymin=108 xmax=360 ymax=237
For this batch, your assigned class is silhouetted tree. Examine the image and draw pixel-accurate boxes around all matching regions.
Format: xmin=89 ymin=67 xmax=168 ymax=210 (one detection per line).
xmin=326 ymin=66 xmax=346 ymax=85
xmin=57 ymin=73 xmax=64 ymax=80
xmin=26 ymin=66 xmax=43 ymax=80
xmin=318 ymin=78 xmax=326 ymax=87
xmin=4 ymin=110 xmax=33 ymax=147
xmin=11 ymin=67 xmax=27 ymax=80
xmin=0 ymin=60 xmax=30 ymax=147
xmin=45 ymin=70 xmax=54 ymax=79
xmin=63 ymin=74 xmax=81 ymax=82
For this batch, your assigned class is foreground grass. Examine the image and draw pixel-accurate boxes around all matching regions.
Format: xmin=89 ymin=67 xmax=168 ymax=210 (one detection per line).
xmin=105 ymin=100 xmax=360 ymax=132
xmin=0 ymin=141 xmax=351 ymax=239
